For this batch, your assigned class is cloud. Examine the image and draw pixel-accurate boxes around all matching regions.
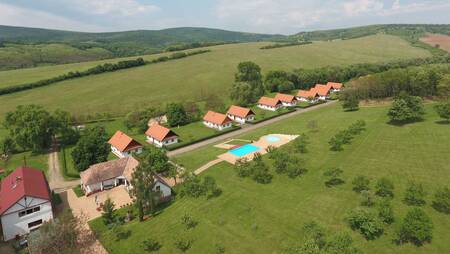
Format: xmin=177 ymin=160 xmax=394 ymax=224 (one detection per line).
xmin=69 ymin=0 xmax=160 ymax=16
xmin=0 ymin=3 xmax=102 ymax=31
xmin=342 ymin=0 xmax=384 ymax=17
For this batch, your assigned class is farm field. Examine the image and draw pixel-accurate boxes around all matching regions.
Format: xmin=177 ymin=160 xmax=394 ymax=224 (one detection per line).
xmin=90 ymin=102 xmax=450 ymax=254
xmin=420 ymin=34 xmax=450 ymax=52
xmin=0 ymin=34 xmax=430 ymax=118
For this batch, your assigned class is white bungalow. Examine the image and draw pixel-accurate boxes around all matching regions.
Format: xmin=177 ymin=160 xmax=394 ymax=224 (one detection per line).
xmin=326 ymin=82 xmax=344 ymax=93
xmin=0 ymin=167 xmax=53 ymax=241
xmin=226 ymin=105 xmax=256 ymax=124
xmin=146 ymin=124 xmax=179 ymax=147
xmin=296 ymin=89 xmax=320 ymax=103
xmin=203 ymin=111 xmax=233 ymax=130
xmin=80 ymin=157 xmax=172 ymax=198
xmin=274 ymin=93 xmax=297 ymax=107
xmin=108 ymin=131 xmax=143 ymax=158
xmin=313 ymin=84 xmax=331 ymax=100
xmin=257 ymin=97 xmax=282 ymax=111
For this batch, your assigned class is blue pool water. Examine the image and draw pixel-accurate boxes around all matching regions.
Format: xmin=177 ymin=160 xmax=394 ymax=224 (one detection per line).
xmin=229 ymin=144 xmax=260 ymax=157
xmin=266 ymin=135 xmax=281 ymax=142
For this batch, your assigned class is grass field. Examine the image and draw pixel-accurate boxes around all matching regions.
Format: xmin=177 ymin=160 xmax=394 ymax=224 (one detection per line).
xmin=0 ymin=35 xmax=430 ymax=118
xmin=90 ymin=103 xmax=450 ymax=254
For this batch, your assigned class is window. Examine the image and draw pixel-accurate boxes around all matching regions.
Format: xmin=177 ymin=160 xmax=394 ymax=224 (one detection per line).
xmin=18 ymin=206 xmax=40 ymax=217
xmin=28 ymin=219 xmax=43 ymax=228
xmin=156 ymin=185 xmax=161 ymax=191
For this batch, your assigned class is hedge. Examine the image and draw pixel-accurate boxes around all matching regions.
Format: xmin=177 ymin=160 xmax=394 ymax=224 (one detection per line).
xmin=260 ymin=41 xmax=312 ymax=50
xmin=249 ymin=108 xmax=297 ymax=124
xmin=166 ymin=125 xmax=241 ymax=151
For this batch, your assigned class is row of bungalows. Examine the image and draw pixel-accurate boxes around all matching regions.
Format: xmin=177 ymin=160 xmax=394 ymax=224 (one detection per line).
xmin=257 ymin=93 xmax=297 ymax=111
xmin=79 ymin=156 xmax=172 ymax=197
xmin=203 ymin=105 xmax=257 ymax=130
xmin=296 ymin=82 xmax=343 ymax=102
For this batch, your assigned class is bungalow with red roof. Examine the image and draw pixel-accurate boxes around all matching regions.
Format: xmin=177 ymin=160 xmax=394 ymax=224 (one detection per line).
xmin=312 ymin=84 xmax=331 ymax=100
xmin=203 ymin=111 xmax=233 ymax=130
xmin=226 ymin=105 xmax=255 ymax=124
xmin=257 ymin=97 xmax=282 ymax=111
xmin=326 ymin=82 xmax=344 ymax=93
xmin=145 ymin=123 xmax=179 ymax=147
xmin=296 ymin=89 xmax=320 ymax=103
xmin=80 ymin=157 xmax=172 ymax=198
xmin=108 ymin=131 xmax=143 ymax=158
xmin=0 ymin=167 xmax=53 ymax=241
xmin=275 ymin=93 xmax=297 ymax=107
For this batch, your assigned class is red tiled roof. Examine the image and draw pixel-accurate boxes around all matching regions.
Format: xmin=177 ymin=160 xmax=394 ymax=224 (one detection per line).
xmin=203 ymin=111 xmax=232 ymax=125
xmin=313 ymin=84 xmax=330 ymax=96
xmin=108 ymin=131 xmax=143 ymax=152
xmin=0 ymin=167 xmax=51 ymax=215
xmin=145 ymin=124 xmax=178 ymax=142
xmin=326 ymin=82 xmax=343 ymax=89
xmin=227 ymin=105 xmax=255 ymax=118
xmin=275 ymin=93 xmax=296 ymax=103
xmin=258 ymin=97 xmax=282 ymax=107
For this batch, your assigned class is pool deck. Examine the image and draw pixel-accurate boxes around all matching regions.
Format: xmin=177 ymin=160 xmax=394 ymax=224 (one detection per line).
xmin=218 ymin=134 xmax=298 ymax=164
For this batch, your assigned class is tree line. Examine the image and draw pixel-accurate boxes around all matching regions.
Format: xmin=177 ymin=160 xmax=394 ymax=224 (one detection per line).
xmin=0 ymin=49 xmax=211 ymax=96
xmin=260 ymin=41 xmax=312 ymax=50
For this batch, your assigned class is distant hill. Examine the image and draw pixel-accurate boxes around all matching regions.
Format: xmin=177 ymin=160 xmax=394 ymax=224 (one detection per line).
xmin=0 ymin=25 xmax=284 ymax=70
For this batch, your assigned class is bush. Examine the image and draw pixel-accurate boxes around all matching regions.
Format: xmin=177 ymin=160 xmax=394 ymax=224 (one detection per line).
xmin=432 ymin=186 xmax=450 ymax=214
xmin=303 ymin=221 xmax=327 ymax=248
xmin=180 ymin=174 xmax=206 ymax=198
xmin=360 ymin=190 xmax=376 ymax=207
xmin=434 ymin=101 xmax=450 ymax=122
xmin=203 ymin=176 xmax=222 ymax=198
xmin=235 ymin=158 xmax=252 ymax=177
xmin=215 ymin=243 xmax=225 ymax=254
xmin=341 ymin=93 xmax=359 ymax=111
xmin=323 ymin=168 xmax=344 ymax=187
xmin=396 ymin=208 xmax=433 ymax=246
xmin=375 ymin=178 xmax=394 ymax=198
xmin=293 ymin=133 xmax=309 ymax=153
xmin=181 ymin=214 xmax=198 ymax=230
xmin=251 ymin=160 xmax=272 ymax=184
xmin=142 ymin=238 xmax=161 ymax=252
xmin=388 ymin=93 xmax=425 ymax=123
xmin=351 ymin=175 xmax=370 ymax=193
xmin=403 ymin=182 xmax=427 ymax=206
xmin=174 ymin=238 xmax=192 ymax=253
xmin=324 ymin=232 xmax=362 ymax=254
xmin=377 ymin=199 xmax=394 ymax=224
xmin=346 ymin=207 xmax=384 ymax=240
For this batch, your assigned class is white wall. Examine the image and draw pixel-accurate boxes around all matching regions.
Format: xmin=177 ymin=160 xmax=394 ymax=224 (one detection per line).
xmin=147 ymin=136 xmax=178 ymax=147
xmin=154 ymin=181 xmax=171 ymax=197
xmin=257 ymin=104 xmax=278 ymax=111
xmin=1 ymin=197 xmax=53 ymax=241
xmin=111 ymin=146 xmax=142 ymax=158
xmin=203 ymin=121 xmax=232 ymax=130
xmin=280 ymin=101 xmax=296 ymax=107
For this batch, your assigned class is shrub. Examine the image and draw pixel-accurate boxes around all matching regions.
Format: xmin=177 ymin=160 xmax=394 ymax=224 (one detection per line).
xmin=432 ymin=186 xmax=450 ymax=214
xmin=323 ymin=168 xmax=344 ymax=187
xmin=351 ymin=175 xmax=370 ymax=193
xmin=346 ymin=207 xmax=384 ymax=240
xmin=142 ymin=238 xmax=161 ymax=252
xmin=251 ymin=160 xmax=272 ymax=184
xmin=303 ymin=221 xmax=327 ymax=248
xmin=294 ymin=133 xmax=309 ymax=153
xmin=174 ymin=238 xmax=193 ymax=252
xmin=375 ymin=178 xmax=394 ymax=198
xmin=215 ymin=243 xmax=225 ymax=254
xmin=341 ymin=93 xmax=360 ymax=111
xmin=434 ymin=101 xmax=450 ymax=122
xmin=360 ymin=190 xmax=376 ymax=207
xmin=181 ymin=214 xmax=198 ymax=230
xmin=403 ymin=182 xmax=427 ymax=206
xmin=286 ymin=163 xmax=307 ymax=179
xmin=235 ymin=158 xmax=252 ymax=177
xmin=377 ymin=199 xmax=394 ymax=224
xmin=180 ymin=174 xmax=206 ymax=198
xmin=388 ymin=93 xmax=425 ymax=123
xmin=203 ymin=176 xmax=222 ymax=198
xmin=324 ymin=232 xmax=362 ymax=254
xmin=102 ymin=198 xmax=116 ymax=225
xmin=396 ymin=208 xmax=433 ymax=246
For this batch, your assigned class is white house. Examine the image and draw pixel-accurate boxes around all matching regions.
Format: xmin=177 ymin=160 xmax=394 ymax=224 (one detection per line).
xmin=108 ymin=131 xmax=143 ymax=158
xmin=257 ymin=97 xmax=282 ymax=111
xmin=296 ymin=89 xmax=320 ymax=103
xmin=313 ymin=84 xmax=331 ymax=100
xmin=226 ymin=105 xmax=256 ymax=124
xmin=0 ymin=167 xmax=53 ymax=241
xmin=80 ymin=157 xmax=172 ymax=198
xmin=326 ymin=82 xmax=343 ymax=93
xmin=274 ymin=93 xmax=297 ymax=107
xmin=145 ymin=124 xmax=179 ymax=147
xmin=203 ymin=111 xmax=233 ymax=130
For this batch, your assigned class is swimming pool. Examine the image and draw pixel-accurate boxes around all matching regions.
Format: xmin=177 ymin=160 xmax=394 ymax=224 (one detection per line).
xmin=229 ymin=144 xmax=260 ymax=157
xmin=266 ymin=135 xmax=281 ymax=142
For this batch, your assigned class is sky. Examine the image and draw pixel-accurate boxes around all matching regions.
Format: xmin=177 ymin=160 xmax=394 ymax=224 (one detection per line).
xmin=0 ymin=0 xmax=449 ymax=35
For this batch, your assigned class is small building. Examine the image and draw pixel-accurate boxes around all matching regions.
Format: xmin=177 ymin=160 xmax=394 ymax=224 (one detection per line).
xmin=226 ymin=105 xmax=256 ymax=124
xmin=326 ymin=82 xmax=343 ymax=92
xmin=80 ymin=157 xmax=171 ymax=198
xmin=108 ymin=131 xmax=143 ymax=158
xmin=275 ymin=93 xmax=297 ymax=107
xmin=0 ymin=167 xmax=53 ymax=241
xmin=313 ymin=84 xmax=331 ymax=100
xmin=203 ymin=111 xmax=233 ymax=130
xmin=296 ymin=89 xmax=320 ymax=103
xmin=257 ymin=97 xmax=282 ymax=111
xmin=145 ymin=123 xmax=179 ymax=147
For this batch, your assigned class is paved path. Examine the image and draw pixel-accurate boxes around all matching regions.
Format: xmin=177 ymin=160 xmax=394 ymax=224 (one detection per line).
xmin=194 ymin=158 xmax=224 ymax=175
xmin=47 ymin=144 xmax=79 ymax=193
xmin=167 ymin=100 xmax=337 ymax=157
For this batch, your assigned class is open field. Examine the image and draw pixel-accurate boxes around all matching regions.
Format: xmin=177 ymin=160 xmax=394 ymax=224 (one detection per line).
xmin=0 ymin=35 xmax=430 ymax=118
xmin=91 ymin=103 xmax=450 ymax=254
xmin=420 ymin=34 xmax=450 ymax=52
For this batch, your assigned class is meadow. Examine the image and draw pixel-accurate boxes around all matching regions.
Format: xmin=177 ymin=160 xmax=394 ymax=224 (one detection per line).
xmin=90 ymin=103 xmax=450 ymax=254
xmin=0 ymin=35 xmax=430 ymax=118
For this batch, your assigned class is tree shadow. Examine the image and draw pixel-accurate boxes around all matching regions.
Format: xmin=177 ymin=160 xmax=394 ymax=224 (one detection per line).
xmin=387 ymin=118 xmax=424 ymax=127
xmin=435 ymin=120 xmax=450 ymax=125
xmin=325 ymin=179 xmax=345 ymax=188
xmin=116 ymin=229 xmax=132 ymax=240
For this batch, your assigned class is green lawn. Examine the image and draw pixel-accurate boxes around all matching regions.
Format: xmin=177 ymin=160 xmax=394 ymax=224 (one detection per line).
xmin=0 ymin=35 xmax=430 ymax=118
xmin=91 ymin=103 xmax=450 ymax=254
xmin=58 ymin=145 xmax=79 ymax=180
xmin=1 ymin=151 xmax=48 ymax=176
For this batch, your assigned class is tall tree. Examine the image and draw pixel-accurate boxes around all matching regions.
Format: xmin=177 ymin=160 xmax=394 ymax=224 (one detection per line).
xmin=0 ymin=137 xmax=15 ymax=158
xmin=166 ymin=103 xmax=189 ymax=127
xmin=71 ymin=126 xmax=109 ymax=171
xmin=264 ymin=70 xmax=294 ymax=93
xmin=230 ymin=61 xmax=264 ymax=105
xmin=388 ymin=93 xmax=425 ymax=123
xmin=434 ymin=100 xmax=450 ymax=122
